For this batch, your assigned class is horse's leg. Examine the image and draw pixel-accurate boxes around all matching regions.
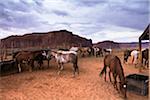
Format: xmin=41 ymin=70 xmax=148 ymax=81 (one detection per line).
xmin=40 ymin=61 xmax=42 ymax=69
xmin=132 ymin=56 xmax=134 ymax=64
xmin=143 ymin=58 xmax=146 ymax=67
xmin=142 ymin=58 xmax=146 ymax=69
xmin=18 ymin=63 xmax=21 ymax=73
xmin=109 ymin=70 xmax=112 ymax=83
xmin=60 ymin=63 xmax=64 ymax=70
xmin=57 ymin=63 xmax=61 ymax=69
xmin=48 ymin=59 xmax=50 ymax=68
xmin=113 ymin=73 xmax=118 ymax=91
xmin=29 ymin=60 xmax=34 ymax=72
xmin=146 ymin=60 xmax=148 ymax=69
xmin=96 ymin=52 xmax=97 ymax=57
xmin=41 ymin=60 xmax=44 ymax=69
xmin=104 ymin=66 xmax=107 ymax=82
xmin=57 ymin=63 xmax=63 ymax=75
xmin=72 ymin=64 xmax=76 ymax=77
xmin=29 ymin=65 xmax=32 ymax=72
xmin=73 ymin=63 xmax=79 ymax=76
xmin=76 ymin=64 xmax=79 ymax=75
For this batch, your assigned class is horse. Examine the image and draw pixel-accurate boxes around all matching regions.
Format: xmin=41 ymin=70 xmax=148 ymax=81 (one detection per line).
xmin=103 ymin=48 xmax=112 ymax=55
xmin=70 ymin=46 xmax=79 ymax=52
xmin=99 ymin=54 xmax=127 ymax=98
xmin=93 ymin=47 xmax=100 ymax=57
xmin=142 ymin=48 xmax=149 ymax=68
xmin=130 ymin=50 xmax=139 ymax=65
xmin=89 ymin=47 xmax=95 ymax=56
xmin=70 ymin=46 xmax=92 ymax=57
xmin=123 ymin=49 xmax=132 ymax=63
xmin=70 ymin=46 xmax=81 ymax=56
xmin=78 ymin=47 xmax=90 ymax=57
xmin=13 ymin=51 xmax=34 ymax=72
xmin=41 ymin=50 xmax=52 ymax=68
xmin=13 ymin=50 xmax=50 ymax=72
xmin=123 ymin=49 xmax=139 ymax=65
xmin=50 ymin=50 xmax=79 ymax=77
xmin=93 ymin=47 xmax=103 ymax=57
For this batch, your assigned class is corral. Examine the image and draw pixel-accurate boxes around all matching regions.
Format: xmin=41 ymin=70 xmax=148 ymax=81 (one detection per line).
xmin=0 ymin=50 xmax=149 ymax=100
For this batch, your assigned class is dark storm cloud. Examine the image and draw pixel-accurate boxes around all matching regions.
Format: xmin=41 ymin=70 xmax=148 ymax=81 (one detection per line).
xmin=33 ymin=0 xmax=43 ymax=6
xmin=94 ymin=0 xmax=149 ymax=30
xmin=0 ymin=0 xmax=45 ymax=30
xmin=0 ymin=0 xmax=149 ymax=42
xmin=0 ymin=0 xmax=30 ymax=12
xmin=52 ymin=10 xmax=69 ymax=16
xmin=67 ymin=0 xmax=107 ymax=7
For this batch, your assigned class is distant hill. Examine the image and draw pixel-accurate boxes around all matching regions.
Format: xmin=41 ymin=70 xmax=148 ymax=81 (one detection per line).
xmin=93 ymin=40 xmax=149 ymax=49
xmin=1 ymin=31 xmax=149 ymax=50
xmin=119 ymin=42 xmax=149 ymax=49
xmin=93 ymin=40 xmax=120 ymax=49
xmin=1 ymin=30 xmax=92 ymax=49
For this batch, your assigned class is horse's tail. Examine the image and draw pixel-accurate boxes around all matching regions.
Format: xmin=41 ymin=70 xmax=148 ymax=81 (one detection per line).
xmin=99 ymin=65 xmax=106 ymax=77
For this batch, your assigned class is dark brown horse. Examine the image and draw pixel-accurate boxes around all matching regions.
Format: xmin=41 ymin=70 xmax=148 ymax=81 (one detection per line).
xmin=99 ymin=54 xmax=127 ymax=98
xmin=142 ymin=48 xmax=149 ymax=68
xmin=13 ymin=50 xmax=50 ymax=72
xmin=123 ymin=49 xmax=132 ymax=63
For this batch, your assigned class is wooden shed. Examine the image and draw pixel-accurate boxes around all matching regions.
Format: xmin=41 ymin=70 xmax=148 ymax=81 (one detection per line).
xmin=139 ymin=24 xmax=149 ymax=70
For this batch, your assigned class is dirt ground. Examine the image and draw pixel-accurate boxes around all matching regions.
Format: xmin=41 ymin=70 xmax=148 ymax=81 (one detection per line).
xmin=0 ymin=55 xmax=149 ymax=100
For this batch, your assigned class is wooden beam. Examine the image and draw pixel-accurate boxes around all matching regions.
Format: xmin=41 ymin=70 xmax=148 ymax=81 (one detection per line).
xmin=138 ymin=38 xmax=142 ymax=72
xmin=139 ymin=24 xmax=149 ymax=40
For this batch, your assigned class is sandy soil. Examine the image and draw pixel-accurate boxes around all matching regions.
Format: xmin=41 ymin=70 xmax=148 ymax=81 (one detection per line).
xmin=0 ymin=56 xmax=149 ymax=100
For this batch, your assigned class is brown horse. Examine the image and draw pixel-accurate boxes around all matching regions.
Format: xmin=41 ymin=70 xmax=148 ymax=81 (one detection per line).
xmin=14 ymin=50 xmax=50 ymax=72
xmin=99 ymin=54 xmax=127 ymax=98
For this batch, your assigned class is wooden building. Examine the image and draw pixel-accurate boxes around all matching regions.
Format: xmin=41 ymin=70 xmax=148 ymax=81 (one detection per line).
xmin=139 ymin=24 xmax=149 ymax=70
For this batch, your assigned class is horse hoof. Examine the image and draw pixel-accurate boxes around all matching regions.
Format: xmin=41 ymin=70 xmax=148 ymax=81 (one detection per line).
xmin=57 ymin=71 xmax=61 ymax=75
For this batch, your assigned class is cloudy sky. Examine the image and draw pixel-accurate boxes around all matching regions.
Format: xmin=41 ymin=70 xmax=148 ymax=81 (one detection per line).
xmin=0 ymin=0 xmax=149 ymax=43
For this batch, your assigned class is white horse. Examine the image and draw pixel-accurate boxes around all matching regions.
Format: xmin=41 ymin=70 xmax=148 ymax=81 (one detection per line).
xmin=130 ymin=50 xmax=139 ymax=65
xmin=70 ymin=46 xmax=79 ymax=52
xmin=51 ymin=50 xmax=79 ymax=77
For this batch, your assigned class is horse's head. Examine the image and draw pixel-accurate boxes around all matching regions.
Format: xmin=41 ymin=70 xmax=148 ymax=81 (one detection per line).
xmin=119 ymin=81 xmax=127 ymax=98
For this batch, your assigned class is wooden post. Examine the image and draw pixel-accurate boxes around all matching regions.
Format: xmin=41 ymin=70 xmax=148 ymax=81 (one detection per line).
xmin=138 ymin=38 xmax=142 ymax=72
xmin=0 ymin=39 xmax=2 ymax=61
